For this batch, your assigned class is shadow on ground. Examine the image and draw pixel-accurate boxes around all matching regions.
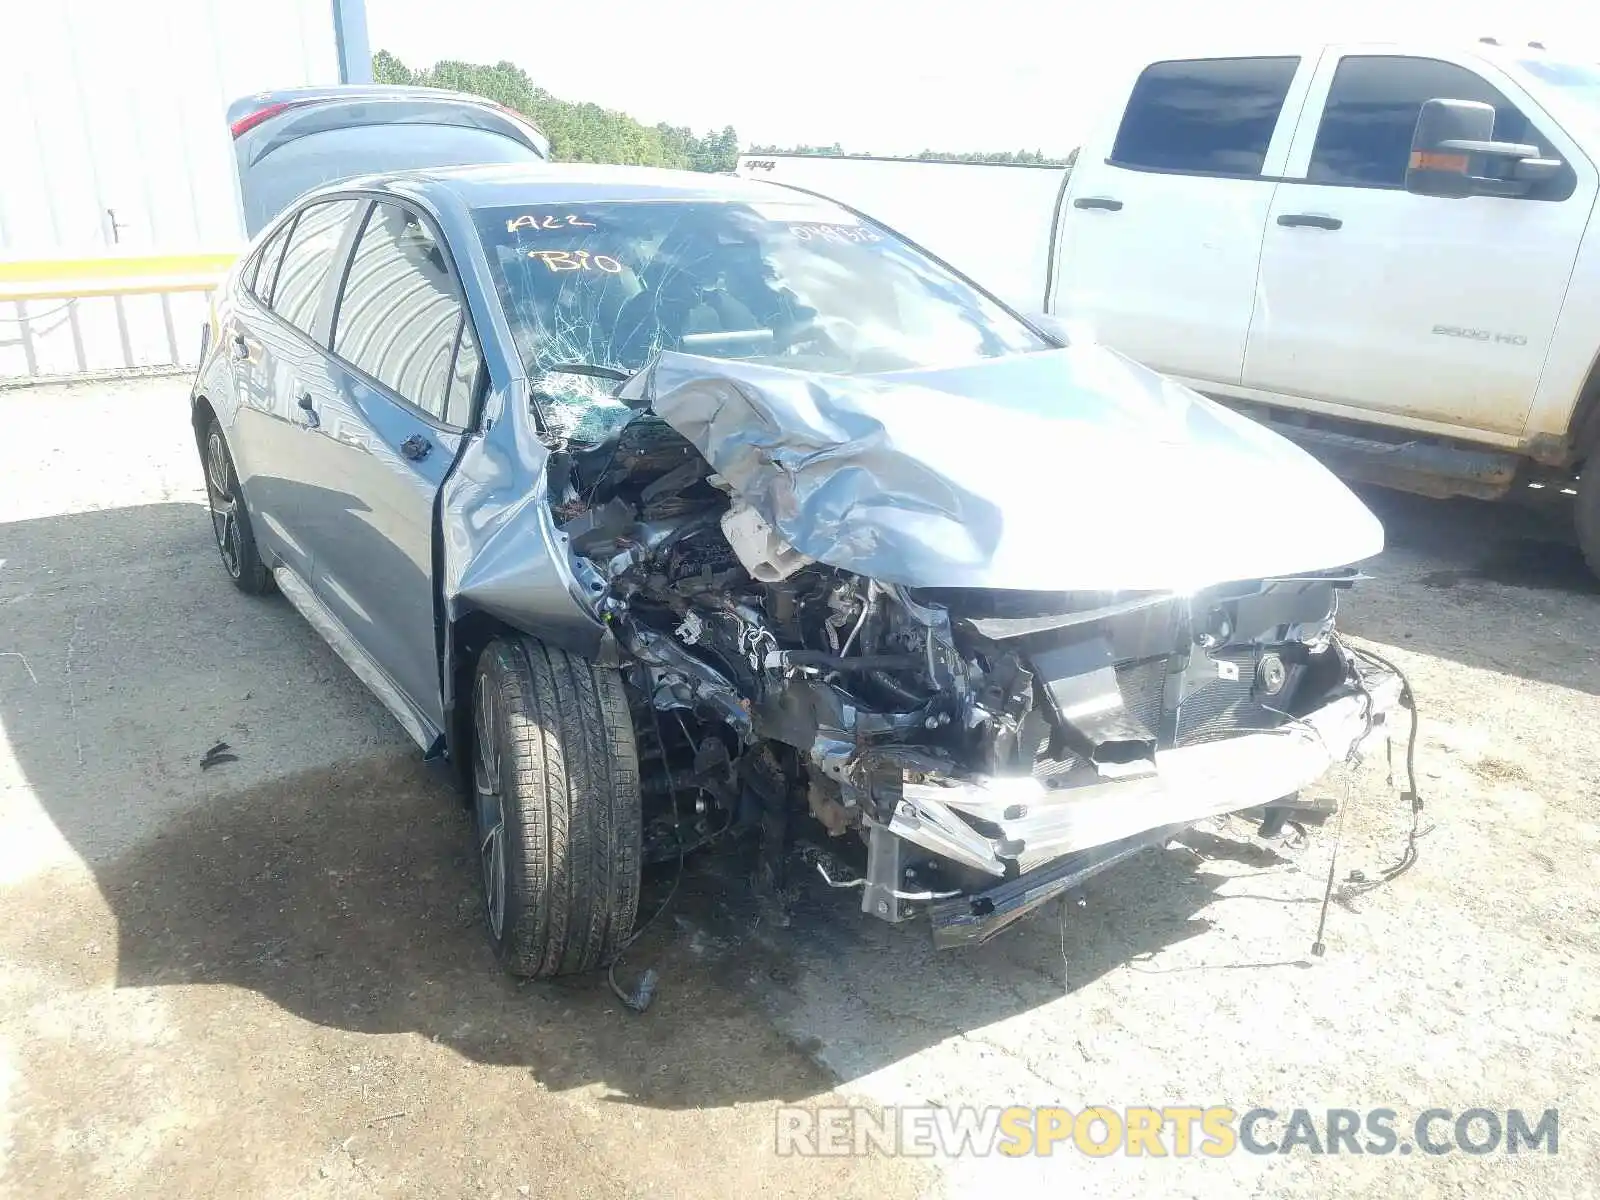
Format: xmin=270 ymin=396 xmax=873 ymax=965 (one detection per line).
xmin=57 ymin=754 xmax=1244 ymax=1110
xmin=1357 ymin=486 xmax=1597 ymax=596
xmin=1339 ymin=486 xmax=1600 ymax=696
xmin=0 ymin=500 xmax=1380 ymax=1109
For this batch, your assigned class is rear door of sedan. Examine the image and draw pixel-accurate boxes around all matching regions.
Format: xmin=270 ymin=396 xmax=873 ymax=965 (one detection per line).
xmin=299 ymin=197 xmax=485 ymax=737
xmin=227 ymin=196 xmax=366 ymax=580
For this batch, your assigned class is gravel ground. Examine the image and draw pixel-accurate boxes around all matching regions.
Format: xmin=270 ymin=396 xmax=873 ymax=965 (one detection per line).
xmin=0 ymin=377 xmax=1596 ymax=1198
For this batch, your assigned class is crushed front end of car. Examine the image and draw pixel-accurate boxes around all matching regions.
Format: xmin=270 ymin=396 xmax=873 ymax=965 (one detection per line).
xmin=526 ymin=344 xmax=1399 ymax=946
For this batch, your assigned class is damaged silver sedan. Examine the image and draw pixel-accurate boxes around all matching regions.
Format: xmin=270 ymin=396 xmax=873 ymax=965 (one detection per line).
xmin=191 ymin=164 xmax=1398 ymax=977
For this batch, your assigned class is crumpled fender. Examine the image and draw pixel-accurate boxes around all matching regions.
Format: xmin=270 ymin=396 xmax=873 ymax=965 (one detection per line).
xmin=440 ymin=379 xmax=610 ymax=663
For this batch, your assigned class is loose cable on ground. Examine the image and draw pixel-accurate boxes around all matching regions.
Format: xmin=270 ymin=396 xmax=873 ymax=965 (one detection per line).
xmin=1310 ymin=641 xmax=1427 ymax=956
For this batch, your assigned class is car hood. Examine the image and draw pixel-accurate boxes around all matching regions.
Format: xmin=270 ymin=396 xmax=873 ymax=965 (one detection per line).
xmin=627 ymin=346 xmax=1383 ymax=592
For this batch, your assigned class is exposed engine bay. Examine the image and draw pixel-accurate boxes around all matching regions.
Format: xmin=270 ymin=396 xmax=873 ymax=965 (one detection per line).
xmin=541 ymin=377 xmax=1401 ymax=947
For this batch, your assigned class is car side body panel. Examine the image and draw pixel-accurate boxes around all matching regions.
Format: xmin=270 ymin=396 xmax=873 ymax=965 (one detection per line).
xmin=195 ymin=175 xmax=613 ymax=750
xmin=302 ymin=351 xmax=462 ymax=732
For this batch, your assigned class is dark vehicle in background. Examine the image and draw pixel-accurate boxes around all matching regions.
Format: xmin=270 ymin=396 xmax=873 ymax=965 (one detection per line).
xmin=190 ymin=156 xmax=1400 ymax=979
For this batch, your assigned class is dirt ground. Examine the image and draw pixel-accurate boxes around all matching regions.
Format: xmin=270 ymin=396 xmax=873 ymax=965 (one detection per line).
xmin=0 ymin=377 xmax=1596 ymax=1198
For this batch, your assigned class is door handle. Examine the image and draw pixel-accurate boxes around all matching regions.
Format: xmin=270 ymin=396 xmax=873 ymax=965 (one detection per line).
xmin=1073 ymin=197 xmax=1124 ymax=211
xmin=400 ymin=433 xmax=432 ymax=461
xmin=1276 ymin=213 xmax=1342 ymax=230
xmin=232 ymin=334 xmax=251 ymax=360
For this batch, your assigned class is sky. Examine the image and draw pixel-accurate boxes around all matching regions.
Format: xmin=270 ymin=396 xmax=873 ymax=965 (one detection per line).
xmin=365 ymin=0 xmax=1600 ymax=156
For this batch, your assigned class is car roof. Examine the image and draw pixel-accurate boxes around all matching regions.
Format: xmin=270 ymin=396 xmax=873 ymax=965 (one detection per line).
xmin=341 ymin=162 xmax=817 ymax=210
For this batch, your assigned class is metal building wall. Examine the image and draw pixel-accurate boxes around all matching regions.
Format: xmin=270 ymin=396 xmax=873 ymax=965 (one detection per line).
xmin=0 ymin=0 xmax=346 ymax=380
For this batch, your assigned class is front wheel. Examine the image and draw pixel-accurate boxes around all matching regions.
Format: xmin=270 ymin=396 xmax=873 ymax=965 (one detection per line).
xmin=471 ymin=636 xmax=642 ymax=977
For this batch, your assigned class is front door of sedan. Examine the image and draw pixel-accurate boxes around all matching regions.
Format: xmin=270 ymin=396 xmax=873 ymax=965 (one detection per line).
xmin=301 ymin=199 xmax=484 ymax=735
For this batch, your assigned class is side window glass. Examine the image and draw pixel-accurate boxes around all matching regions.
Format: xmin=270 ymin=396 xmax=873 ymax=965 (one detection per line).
xmin=270 ymin=198 xmax=361 ymax=335
xmin=250 ymin=221 xmax=295 ymax=306
xmin=333 ymin=202 xmax=464 ymax=421
xmin=1310 ymin=56 xmax=1565 ymax=196
xmin=445 ymin=319 xmax=482 ymax=429
xmin=1112 ymin=57 xmax=1301 ymax=176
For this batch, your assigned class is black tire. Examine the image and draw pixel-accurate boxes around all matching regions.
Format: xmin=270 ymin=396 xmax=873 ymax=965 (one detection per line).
xmin=1577 ymin=458 xmax=1600 ymax=581
xmin=470 ymin=636 xmax=642 ymax=978
xmin=202 ymin=419 xmax=271 ymax=595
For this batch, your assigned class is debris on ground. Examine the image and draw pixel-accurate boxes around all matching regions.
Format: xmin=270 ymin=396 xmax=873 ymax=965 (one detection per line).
xmin=200 ymin=740 xmax=238 ymax=770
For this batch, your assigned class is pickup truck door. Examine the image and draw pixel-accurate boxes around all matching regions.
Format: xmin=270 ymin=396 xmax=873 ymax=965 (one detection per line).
xmin=1242 ymin=47 xmax=1597 ymax=436
xmin=1049 ymin=55 xmax=1316 ymax=384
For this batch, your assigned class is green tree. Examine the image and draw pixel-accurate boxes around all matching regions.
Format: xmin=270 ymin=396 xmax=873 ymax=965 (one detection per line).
xmin=371 ymin=49 xmax=414 ymax=85
xmin=371 ymin=51 xmax=718 ymax=170
xmin=372 ymin=51 xmax=1074 ymax=171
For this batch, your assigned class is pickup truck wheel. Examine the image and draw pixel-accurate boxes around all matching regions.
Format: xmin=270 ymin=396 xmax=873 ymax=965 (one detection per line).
xmin=1576 ymin=460 xmax=1600 ymax=581
xmin=202 ymin=420 xmax=271 ymax=595
xmin=471 ymin=636 xmax=642 ymax=978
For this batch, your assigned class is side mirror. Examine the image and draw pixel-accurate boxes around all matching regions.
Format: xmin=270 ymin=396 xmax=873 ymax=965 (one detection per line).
xmin=1406 ymin=98 xmax=1564 ymax=198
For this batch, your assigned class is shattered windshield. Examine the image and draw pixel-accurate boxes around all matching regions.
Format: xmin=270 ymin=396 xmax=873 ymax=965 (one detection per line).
xmin=473 ymin=198 xmax=1047 ymax=442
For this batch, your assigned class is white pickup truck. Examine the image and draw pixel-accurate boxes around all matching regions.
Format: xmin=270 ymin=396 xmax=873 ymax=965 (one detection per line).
xmin=737 ymin=41 xmax=1600 ymax=572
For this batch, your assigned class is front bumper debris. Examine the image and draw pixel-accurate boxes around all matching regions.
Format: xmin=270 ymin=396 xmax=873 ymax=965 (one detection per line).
xmin=882 ymin=664 xmax=1403 ymax=946
xmin=927 ymin=823 xmax=1192 ymax=949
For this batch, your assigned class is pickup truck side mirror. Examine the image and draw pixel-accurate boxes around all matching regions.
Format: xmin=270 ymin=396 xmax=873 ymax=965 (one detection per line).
xmin=1406 ymin=98 xmax=1566 ymax=199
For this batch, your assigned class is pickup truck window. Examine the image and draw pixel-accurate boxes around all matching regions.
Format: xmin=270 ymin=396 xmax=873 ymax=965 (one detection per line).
xmin=1111 ymin=57 xmax=1300 ymax=177
xmin=1309 ymin=56 xmax=1570 ymax=199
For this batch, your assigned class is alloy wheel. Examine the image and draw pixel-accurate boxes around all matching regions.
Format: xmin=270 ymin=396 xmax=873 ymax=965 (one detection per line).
xmin=205 ymin=431 xmax=242 ymax=579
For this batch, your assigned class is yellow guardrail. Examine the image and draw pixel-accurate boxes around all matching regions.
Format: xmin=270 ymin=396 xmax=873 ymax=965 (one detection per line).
xmin=0 ymin=252 xmax=239 ymax=302
xmin=1 ymin=252 xmax=244 ymax=380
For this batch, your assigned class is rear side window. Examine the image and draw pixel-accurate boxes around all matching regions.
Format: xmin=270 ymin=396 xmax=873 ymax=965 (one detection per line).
xmin=1309 ymin=56 xmax=1571 ymax=198
xmin=1112 ymin=57 xmax=1301 ymax=177
xmin=249 ymin=221 xmax=295 ymax=306
xmin=270 ymin=199 xmax=361 ymax=335
xmin=333 ymin=202 xmax=468 ymax=422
